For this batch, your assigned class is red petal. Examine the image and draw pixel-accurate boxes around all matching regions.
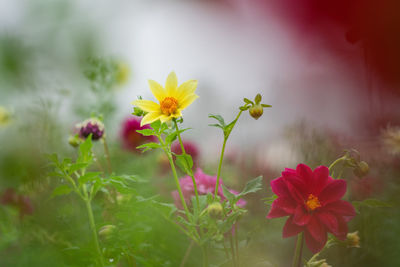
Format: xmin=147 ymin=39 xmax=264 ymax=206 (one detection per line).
xmin=282 ymin=216 xmax=304 ymax=238
xmin=306 ymin=216 xmax=326 ymax=243
xmin=304 ymin=229 xmax=327 ymax=253
xmin=318 ymin=179 xmax=347 ymax=205
xmin=293 ymin=205 xmax=311 ymax=226
xmin=285 ymin=180 xmax=304 ymax=203
xmin=266 ymin=197 xmax=296 ymax=219
xmin=270 ymin=177 xmax=290 ymax=197
xmin=317 ymin=211 xmax=339 ymax=236
xmin=312 ymin=166 xmax=331 ymax=194
xmin=324 ymin=200 xmax=356 ymax=218
xmin=296 ymin=164 xmax=314 ymax=186
xmin=335 ymin=216 xmax=349 ymax=240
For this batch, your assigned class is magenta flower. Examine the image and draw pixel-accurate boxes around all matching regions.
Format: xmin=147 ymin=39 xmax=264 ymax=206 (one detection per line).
xmin=172 ymin=168 xmax=246 ymax=209
xmin=267 ymin=164 xmax=356 ymax=253
xmin=77 ymin=118 xmax=104 ymax=140
xmin=121 ymin=117 xmax=156 ymax=152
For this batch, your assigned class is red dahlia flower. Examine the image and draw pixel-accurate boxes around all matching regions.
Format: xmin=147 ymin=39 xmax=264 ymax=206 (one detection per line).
xmin=267 ymin=164 xmax=356 ymax=253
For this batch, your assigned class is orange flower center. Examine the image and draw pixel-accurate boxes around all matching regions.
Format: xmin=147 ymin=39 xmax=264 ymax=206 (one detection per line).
xmin=306 ymin=194 xmax=321 ymax=211
xmin=160 ymin=97 xmax=178 ymax=115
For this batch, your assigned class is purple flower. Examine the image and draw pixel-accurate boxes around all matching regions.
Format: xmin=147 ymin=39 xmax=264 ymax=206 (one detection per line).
xmin=77 ymin=118 xmax=104 ymax=140
xmin=120 ymin=117 xmax=156 ymax=152
xmin=172 ymin=168 xmax=246 ymax=209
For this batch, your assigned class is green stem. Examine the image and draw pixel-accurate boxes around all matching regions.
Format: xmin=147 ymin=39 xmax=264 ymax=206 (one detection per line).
xmin=292 ymin=233 xmax=304 ymax=267
xmin=213 ymin=111 xmax=242 ymax=200
xmin=214 ymin=137 xmax=227 ymax=199
xmin=328 ymin=156 xmax=346 ymax=174
xmin=179 ymin=240 xmax=194 ymax=267
xmin=173 ymin=120 xmax=199 ymax=208
xmin=84 ymin=194 xmax=104 ymax=267
xmin=164 ymin=143 xmax=191 ymax=219
xmin=201 ymin=245 xmax=209 ymax=267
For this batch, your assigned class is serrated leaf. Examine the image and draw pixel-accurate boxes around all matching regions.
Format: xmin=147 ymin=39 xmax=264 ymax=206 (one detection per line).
xmin=150 ymin=120 xmax=161 ymax=132
xmin=165 ymin=128 xmax=191 ymax=144
xmin=136 ymin=129 xmax=155 ymax=136
xmin=175 ymin=154 xmax=193 ymax=175
xmin=222 ymin=185 xmax=236 ymax=203
xmin=136 ymin=142 xmax=161 ymax=152
xmin=239 ymin=176 xmax=263 ymax=197
xmin=51 ymin=185 xmax=72 ymax=198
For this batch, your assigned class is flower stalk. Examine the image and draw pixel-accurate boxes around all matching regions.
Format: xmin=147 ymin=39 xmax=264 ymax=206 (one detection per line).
xmin=292 ymin=233 xmax=304 ymax=267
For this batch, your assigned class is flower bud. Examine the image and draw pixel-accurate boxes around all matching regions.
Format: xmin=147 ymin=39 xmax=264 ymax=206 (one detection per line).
xmin=207 ymin=202 xmax=223 ymax=219
xmin=346 ymin=231 xmax=360 ymax=248
xmin=77 ymin=118 xmax=105 ymax=141
xmin=68 ymin=135 xmax=82 ymax=147
xmin=99 ymin=225 xmax=116 ymax=240
xmin=249 ymin=104 xmax=263 ymax=120
xmin=353 ymin=161 xmax=369 ymax=178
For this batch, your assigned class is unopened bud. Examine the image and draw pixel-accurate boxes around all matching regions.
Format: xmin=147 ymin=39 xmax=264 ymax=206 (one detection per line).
xmin=353 ymin=161 xmax=369 ymax=178
xmin=99 ymin=225 xmax=116 ymax=240
xmin=68 ymin=135 xmax=82 ymax=147
xmin=207 ymin=202 xmax=223 ymax=219
xmin=346 ymin=231 xmax=360 ymax=248
xmin=254 ymin=93 xmax=262 ymax=104
xmin=76 ymin=118 xmax=105 ymax=141
xmin=249 ymin=104 xmax=263 ymax=120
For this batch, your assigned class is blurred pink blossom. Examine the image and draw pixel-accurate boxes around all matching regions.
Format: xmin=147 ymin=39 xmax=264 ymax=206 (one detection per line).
xmin=121 ymin=116 xmax=156 ymax=152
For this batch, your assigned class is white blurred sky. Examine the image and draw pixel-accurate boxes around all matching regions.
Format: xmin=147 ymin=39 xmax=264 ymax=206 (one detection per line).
xmin=0 ymin=0 xmax=371 ymax=161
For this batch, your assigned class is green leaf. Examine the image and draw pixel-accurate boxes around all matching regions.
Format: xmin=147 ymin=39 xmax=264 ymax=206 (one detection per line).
xmin=208 ymin=114 xmax=226 ymax=127
xmin=136 ymin=142 xmax=161 ymax=152
xmin=136 ymin=129 xmax=156 ymax=136
xmin=263 ymin=195 xmax=278 ymax=206
xmin=150 ymin=120 xmax=161 ymax=132
xmin=224 ymin=119 xmax=237 ymax=138
xmin=261 ymin=104 xmax=272 ymax=108
xmin=51 ymin=185 xmax=72 ymax=198
xmin=208 ymin=124 xmax=224 ymax=129
xmin=77 ymin=135 xmax=93 ymax=164
xmin=254 ymin=93 xmax=262 ymax=104
xmin=238 ymin=176 xmax=263 ymax=197
xmin=175 ymin=154 xmax=193 ymax=175
xmin=78 ymin=172 xmax=101 ymax=184
xmin=165 ymin=128 xmax=191 ymax=144
xmin=221 ymin=185 xmax=236 ymax=203
xmin=239 ymin=106 xmax=249 ymax=111
xmin=68 ymin=163 xmax=89 ymax=174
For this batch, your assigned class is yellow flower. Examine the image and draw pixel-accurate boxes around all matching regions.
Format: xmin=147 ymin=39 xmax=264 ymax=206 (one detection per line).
xmin=132 ymin=72 xmax=198 ymax=126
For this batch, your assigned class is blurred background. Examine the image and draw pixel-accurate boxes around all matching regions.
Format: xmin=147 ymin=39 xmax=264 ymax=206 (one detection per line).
xmin=1 ymin=0 xmax=400 ymax=266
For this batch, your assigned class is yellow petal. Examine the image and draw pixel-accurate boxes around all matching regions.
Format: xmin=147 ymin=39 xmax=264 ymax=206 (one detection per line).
xmin=179 ymin=94 xmax=199 ymax=110
xmin=132 ymin=100 xmax=160 ymax=113
xmin=140 ymin=112 xmax=163 ymax=126
xmin=148 ymin=80 xmax=167 ymax=101
xmin=176 ymin=80 xmax=198 ymax=103
xmin=165 ymin=71 xmax=178 ymax=96
xmin=159 ymin=115 xmax=171 ymax=123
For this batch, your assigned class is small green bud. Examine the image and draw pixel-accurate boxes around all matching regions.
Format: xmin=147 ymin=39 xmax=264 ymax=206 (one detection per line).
xmin=249 ymin=104 xmax=263 ymax=120
xmin=207 ymin=202 xmax=223 ymax=219
xmin=99 ymin=225 xmax=116 ymax=240
xmin=68 ymin=134 xmax=82 ymax=147
xmin=353 ymin=161 xmax=369 ymax=178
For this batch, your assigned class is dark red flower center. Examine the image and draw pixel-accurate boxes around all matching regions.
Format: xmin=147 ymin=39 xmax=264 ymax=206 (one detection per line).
xmin=305 ymin=194 xmax=321 ymax=211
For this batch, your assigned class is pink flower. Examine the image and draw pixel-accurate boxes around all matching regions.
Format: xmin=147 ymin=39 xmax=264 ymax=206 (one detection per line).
xmin=267 ymin=164 xmax=356 ymax=253
xmin=121 ymin=116 xmax=156 ymax=152
xmin=172 ymin=168 xmax=246 ymax=209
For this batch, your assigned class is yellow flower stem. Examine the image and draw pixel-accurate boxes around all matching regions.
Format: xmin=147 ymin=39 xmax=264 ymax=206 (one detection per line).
xmin=214 ymin=110 xmax=243 ymax=200
xmin=292 ymin=232 xmax=304 ymax=267
xmin=173 ymin=119 xmax=200 ymax=208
